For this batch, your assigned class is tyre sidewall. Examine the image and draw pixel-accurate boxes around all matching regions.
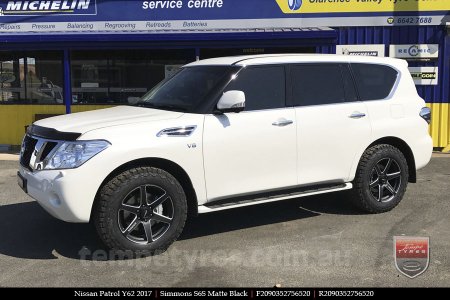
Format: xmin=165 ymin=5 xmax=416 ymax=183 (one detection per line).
xmin=359 ymin=147 xmax=408 ymax=211
xmin=102 ymin=169 xmax=187 ymax=255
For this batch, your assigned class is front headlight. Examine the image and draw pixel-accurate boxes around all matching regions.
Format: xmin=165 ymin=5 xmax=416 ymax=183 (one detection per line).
xmin=44 ymin=140 xmax=110 ymax=170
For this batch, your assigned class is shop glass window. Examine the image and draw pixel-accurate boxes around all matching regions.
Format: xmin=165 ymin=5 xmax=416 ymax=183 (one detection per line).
xmin=224 ymin=66 xmax=286 ymax=111
xmin=0 ymin=51 xmax=63 ymax=104
xmin=351 ymin=63 xmax=398 ymax=101
xmin=71 ymin=50 xmax=194 ymax=104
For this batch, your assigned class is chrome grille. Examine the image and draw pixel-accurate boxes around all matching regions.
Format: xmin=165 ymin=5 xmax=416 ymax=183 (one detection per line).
xmin=20 ymin=135 xmax=59 ymax=171
xmin=20 ymin=135 xmax=38 ymax=171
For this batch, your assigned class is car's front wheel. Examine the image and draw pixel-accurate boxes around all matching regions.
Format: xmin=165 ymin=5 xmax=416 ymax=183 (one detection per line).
xmin=351 ymin=144 xmax=409 ymax=213
xmin=93 ymin=167 xmax=187 ymax=257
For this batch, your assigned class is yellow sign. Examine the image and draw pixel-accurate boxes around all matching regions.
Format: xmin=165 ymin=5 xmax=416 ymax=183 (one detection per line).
xmin=276 ymin=0 xmax=450 ymax=14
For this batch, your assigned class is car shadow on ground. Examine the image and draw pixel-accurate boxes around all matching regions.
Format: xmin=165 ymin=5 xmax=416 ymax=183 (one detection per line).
xmin=180 ymin=192 xmax=362 ymax=240
xmin=0 ymin=192 xmax=362 ymax=261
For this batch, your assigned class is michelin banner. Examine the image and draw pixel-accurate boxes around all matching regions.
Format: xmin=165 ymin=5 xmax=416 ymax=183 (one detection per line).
xmin=0 ymin=0 xmax=449 ymax=34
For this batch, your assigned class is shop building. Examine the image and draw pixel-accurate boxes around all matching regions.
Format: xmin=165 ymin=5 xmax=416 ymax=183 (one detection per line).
xmin=0 ymin=0 xmax=449 ymax=150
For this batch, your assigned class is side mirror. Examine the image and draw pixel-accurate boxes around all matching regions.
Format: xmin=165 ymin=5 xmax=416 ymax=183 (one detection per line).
xmin=216 ymin=90 xmax=245 ymax=113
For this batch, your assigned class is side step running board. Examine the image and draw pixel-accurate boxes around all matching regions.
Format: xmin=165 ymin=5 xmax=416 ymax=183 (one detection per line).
xmin=198 ymin=183 xmax=353 ymax=214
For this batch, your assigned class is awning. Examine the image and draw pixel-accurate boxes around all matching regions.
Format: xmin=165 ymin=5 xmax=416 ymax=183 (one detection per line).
xmin=0 ymin=27 xmax=337 ymax=45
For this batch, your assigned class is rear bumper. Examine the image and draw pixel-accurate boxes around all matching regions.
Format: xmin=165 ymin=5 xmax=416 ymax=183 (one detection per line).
xmin=413 ymin=134 xmax=433 ymax=171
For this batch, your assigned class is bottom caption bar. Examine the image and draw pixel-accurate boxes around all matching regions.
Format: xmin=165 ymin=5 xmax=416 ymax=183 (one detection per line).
xmin=2 ymin=288 xmax=445 ymax=297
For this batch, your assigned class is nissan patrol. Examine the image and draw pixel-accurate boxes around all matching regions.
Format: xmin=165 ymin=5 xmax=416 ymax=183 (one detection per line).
xmin=18 ymin=54 xmax=433 ymax=256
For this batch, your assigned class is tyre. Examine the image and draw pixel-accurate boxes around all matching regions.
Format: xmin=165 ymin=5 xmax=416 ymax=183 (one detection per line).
xmin=351 ymin=144 xmax=409 ymax=213
xmin=93 ymin=167 xmax=187 ymax=257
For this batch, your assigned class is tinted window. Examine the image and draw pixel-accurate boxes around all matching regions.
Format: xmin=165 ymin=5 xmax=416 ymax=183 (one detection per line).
xmin=140 ymin=66 xmax=236 ymax=113
xmin=291 ymin=64 xmax=347 ymax=106
xmin=341 ymin=64 xmax=358 ymax=102
xmin=351 ymin=63 xmax=398 ymax=101
xmin=224 ymin=66 xmax=285 ymax=111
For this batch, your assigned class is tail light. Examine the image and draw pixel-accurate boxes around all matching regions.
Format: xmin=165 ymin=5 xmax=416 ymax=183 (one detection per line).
xmin=420 ymin=107 xmax=431 ymax=124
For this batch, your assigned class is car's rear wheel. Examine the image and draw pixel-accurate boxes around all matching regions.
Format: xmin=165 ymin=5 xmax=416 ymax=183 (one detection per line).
xmin=93 ymin=167 xmax=187 ymax=257
xmin=351 ymin=144 xmax=409 ymax=213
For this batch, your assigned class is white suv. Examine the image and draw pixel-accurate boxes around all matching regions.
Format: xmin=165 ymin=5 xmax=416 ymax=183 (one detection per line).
xmin=18 ymin=54 xmax=433 ymax=256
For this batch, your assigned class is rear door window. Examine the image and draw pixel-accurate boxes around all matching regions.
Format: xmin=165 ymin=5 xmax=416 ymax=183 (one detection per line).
xmin=291 ymin=64 xmax=353 ymax=106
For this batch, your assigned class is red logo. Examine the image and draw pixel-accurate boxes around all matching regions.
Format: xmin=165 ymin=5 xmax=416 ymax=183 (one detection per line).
xmin=394 ymin=236 xmax=429 ymax=278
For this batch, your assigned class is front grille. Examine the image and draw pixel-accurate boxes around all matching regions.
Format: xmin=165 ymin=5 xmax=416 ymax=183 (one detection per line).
xmin=20 ymin=135 xmax=38 ymax=171
xmin=20 ymin=136 xmax=59 ymax=171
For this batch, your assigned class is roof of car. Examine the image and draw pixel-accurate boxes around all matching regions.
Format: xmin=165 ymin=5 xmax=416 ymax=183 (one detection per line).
xmin=185 ymin=54 xmax=407 ymax=68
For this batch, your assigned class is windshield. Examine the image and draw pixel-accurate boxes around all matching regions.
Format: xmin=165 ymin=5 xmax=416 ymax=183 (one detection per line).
xmin=138 ymin=66 xmax=239 ymax=113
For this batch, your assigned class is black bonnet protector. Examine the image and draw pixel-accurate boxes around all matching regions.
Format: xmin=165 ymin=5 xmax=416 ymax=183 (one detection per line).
xmin=27 ymin=125 xmax=81 ymax=141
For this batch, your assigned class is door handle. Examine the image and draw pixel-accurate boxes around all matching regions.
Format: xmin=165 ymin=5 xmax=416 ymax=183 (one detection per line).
xmin=349 ymin=112 xmax=366 ymax=119
xmin=272 ymin=119 xmax=294 ymax=127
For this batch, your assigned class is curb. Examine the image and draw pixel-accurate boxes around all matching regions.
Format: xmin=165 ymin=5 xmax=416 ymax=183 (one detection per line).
xmin=0 ymin=154 xmax=19 ymax=161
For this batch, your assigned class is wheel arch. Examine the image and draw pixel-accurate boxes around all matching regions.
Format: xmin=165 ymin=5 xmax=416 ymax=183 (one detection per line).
xmin=366 ymin=137 xmax=416 ymax=183
xmin=93 ymin=157 xmax=199 ymax=220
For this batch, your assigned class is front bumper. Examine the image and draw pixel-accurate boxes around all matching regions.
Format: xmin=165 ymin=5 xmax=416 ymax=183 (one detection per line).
xmin=18 ymin=164 xmax=96 ymax=223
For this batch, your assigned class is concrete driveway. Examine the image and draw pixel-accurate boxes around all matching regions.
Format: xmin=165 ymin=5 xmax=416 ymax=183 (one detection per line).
xmin=0 ymin=157 xmax=449 ymax=287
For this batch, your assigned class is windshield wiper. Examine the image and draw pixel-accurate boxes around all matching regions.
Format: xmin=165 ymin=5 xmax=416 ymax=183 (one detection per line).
xmin=134 ymin=102 xmax=187 ymax=112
